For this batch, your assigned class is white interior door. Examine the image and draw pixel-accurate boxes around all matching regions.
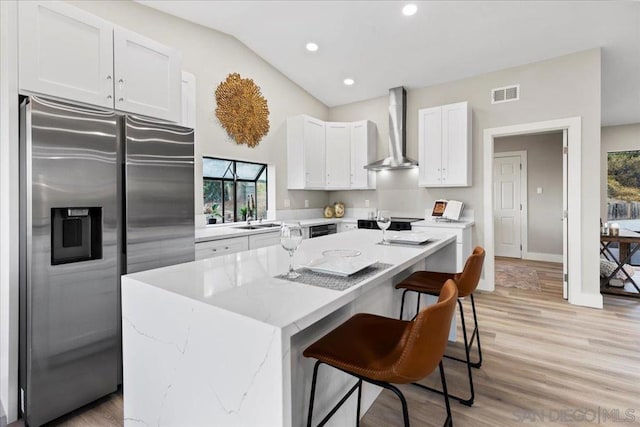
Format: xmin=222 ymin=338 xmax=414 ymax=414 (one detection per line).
xmin=562 ymin=129 xmax=569 ymax=299
xmin=494 ymin=154 xmax=522 ymax=258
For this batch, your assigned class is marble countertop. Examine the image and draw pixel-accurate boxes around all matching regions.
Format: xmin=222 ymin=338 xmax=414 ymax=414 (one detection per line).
xmin=195 ymin=217 xmax=358 ymax=242
xmin=126 ymin=229 xmax=456 ymax=333
xmin=413 ymin=218 xmax=475 ymax=229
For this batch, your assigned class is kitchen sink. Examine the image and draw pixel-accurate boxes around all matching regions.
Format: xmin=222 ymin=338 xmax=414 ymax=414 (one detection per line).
xmin=234 ymin=223 xmax=281 ymax=230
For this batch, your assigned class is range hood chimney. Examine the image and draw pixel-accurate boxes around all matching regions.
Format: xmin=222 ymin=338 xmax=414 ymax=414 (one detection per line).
xmin=365 ymin=86 xmax=418 ymax=171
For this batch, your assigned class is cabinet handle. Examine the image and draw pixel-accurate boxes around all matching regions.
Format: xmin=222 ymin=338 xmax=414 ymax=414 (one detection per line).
xmin=211 ymin=249 xmax=217 ymax=252
xmin=437 ymin=168 xmax=441 ymax=172
xmin=224 ymin=246 xmax=229 ymax=250
xmin=106 ymin=75 xmax=112 ymax=81
xmin=118 ymin=98 xmax=124 ymax=102
xmin=442 ymin=168 xmax=446 ymax=172
xmin=107 ymin=95 xmax=112 ymax=100
xmin=118 ymin=78 xmax=124 ymax=84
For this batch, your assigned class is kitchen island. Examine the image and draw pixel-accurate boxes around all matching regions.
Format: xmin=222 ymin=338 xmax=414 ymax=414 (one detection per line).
xmin=121 ymin=229 xmax=457 ymax=426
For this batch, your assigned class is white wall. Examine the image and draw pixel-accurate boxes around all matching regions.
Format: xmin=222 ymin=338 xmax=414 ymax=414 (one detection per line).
xmin=329 ymin=49 xmax=602 ymax=302
xmin=69 ymin=0 xmax=331 ymax=222
xmin=600 ymin=123 xmax=640 ymax=218
xmin=495 ymin=133 xmax=563 ymax=256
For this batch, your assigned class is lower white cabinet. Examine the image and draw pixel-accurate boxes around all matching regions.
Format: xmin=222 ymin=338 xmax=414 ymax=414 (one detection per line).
xmin=338 ymin=222 xmax=358 ymax=233
xmin=248 ymin=231 xmax=281 ymax=249
xmin=196 ymin=236 xmax=249 ymax=260
xmin=413 ymin=225 xmax=472 ymax=272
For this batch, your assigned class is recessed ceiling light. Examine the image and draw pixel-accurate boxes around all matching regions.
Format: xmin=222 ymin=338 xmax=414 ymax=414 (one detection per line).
xmin=343 ymin=78 xmax=355 ymax=86
xmin=305 ymin=42 xmax=319 ymax=52
xmin=402 ymin=4 xmax=418 ymax=16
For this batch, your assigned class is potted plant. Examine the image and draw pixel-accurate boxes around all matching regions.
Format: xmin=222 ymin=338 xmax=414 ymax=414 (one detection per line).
xmin=204 ymin=203 xmax=221 ymax=224
xmin=239 ymin=206 xmax=248 ymax=221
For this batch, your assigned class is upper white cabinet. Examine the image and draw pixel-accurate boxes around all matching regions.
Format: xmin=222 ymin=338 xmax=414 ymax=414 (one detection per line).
xmin=18 ymin=1 xmax=182 ymax=123
xmin=181 ymin=71 xmax=196 ymax=129
xmin=287 ymin=115 xmax=376 ymax=190
xmin=287 ymin=115 xmax=326 ymax=189
xmin=350 ymin=120 xmax=377 ymax=189
xmin=19 ymin=1 xmax=114 ymax=108
xmin=325 ymin=122 xmax=351 ymax=189
xmin=113 ymin=26 xmax=181 ymax=122
xmin=418 ymin=102 xmax=472 ymax=187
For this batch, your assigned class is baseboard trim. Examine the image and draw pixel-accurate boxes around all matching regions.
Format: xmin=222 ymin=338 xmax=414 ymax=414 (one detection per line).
xmin=523 ymin=252 xmax=563 ymax=263
xmin=0 ymin=400 xmax=6 ymax=427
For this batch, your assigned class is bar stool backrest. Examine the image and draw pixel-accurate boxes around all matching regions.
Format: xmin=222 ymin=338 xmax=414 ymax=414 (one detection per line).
xmin=391 ymin=280 xmax=458 ymax=383
xmin=454 ymin=246 xmax=485 ymax=297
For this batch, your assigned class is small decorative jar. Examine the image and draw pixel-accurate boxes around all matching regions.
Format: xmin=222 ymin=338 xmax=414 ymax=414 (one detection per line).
xmin=610 ymin=223 xmax=620 ymax=237
xmin=323 ymin=205 xmax=334 ymax=218
xmin=333 ymin=202 xmax=345 ymax=218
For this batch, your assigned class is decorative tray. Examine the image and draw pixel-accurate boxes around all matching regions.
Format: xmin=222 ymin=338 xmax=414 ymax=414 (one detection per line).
xmin=303 ymin=256 xmax=377 ymax=277
xmin=385 ymin=231 xmax=432 ymax=245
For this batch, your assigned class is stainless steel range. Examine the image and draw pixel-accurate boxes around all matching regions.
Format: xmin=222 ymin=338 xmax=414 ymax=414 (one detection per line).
xmin=357 ymin=217 xmax=422 ymax=231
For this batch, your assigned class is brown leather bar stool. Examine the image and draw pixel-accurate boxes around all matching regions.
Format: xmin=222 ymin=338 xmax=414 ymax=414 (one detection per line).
xmin=303 ymin=280 xmax=458 ymax=427
xmin=395 ymin=246 xmax=485 ymax=407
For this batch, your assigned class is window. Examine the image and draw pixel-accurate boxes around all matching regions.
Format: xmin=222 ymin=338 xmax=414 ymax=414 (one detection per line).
xmin=607 ymin=151 xmax=640 ymax=222
xmin=203 ymin=157 xmax=268 ymax=223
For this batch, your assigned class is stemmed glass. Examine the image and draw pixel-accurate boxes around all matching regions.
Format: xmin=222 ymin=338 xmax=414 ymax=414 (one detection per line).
xmin=280 ymin=222 xmax=303 ymax=279
xmin=376 ymin=211 xmax=391 ymax=244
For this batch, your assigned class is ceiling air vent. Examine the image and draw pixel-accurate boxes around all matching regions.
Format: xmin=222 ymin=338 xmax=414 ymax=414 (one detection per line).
xmin=491 ymin=84 xmax=519 ymax=104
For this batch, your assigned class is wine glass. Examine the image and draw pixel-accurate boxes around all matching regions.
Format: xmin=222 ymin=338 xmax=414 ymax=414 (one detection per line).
xmin=376 ymin=211 xmax=391 ymax=244
xmin=281 ymin=222 xmax=303 ymax=279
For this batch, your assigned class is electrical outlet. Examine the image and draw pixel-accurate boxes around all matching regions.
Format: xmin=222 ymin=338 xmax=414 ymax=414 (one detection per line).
xmin=365 ymin=199 xmax=370 ymax=207
xmin=284 ymin=199 xmax=290 ymax=208
xmin=537 ymin=187 xmax=543 ymax=194
xmin=304 ymin=199 xmax=309 ymax=208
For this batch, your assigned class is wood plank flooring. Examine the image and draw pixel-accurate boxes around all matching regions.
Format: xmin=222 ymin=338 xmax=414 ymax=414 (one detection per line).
xmin=12 ymin=258 xmax=640 ymax=426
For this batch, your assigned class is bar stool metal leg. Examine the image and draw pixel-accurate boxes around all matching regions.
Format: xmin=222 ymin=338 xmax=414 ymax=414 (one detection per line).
xmin=438 ymin=361 xmax=453 ymax=427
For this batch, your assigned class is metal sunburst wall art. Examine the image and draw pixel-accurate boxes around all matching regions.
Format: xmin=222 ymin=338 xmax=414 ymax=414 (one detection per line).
xmin=215 ymin=73 xmax=270 ymax=148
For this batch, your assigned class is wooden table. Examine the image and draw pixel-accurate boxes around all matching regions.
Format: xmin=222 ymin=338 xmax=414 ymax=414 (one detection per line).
xmin=600 ymin=228 xmax=640 ymax=298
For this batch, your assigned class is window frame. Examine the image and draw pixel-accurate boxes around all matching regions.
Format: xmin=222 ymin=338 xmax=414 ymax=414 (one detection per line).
xmin=203 ymin=156 xmax=268 ymax=223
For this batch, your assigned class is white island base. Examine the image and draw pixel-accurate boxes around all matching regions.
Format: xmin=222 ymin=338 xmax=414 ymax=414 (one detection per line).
xmin=122 ymin=230 xmax=457 ymax=426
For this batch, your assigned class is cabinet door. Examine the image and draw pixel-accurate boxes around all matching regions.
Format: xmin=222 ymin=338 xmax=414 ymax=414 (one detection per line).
xmin=114 ymin=26 xmax=181 ymax=122
xmin=325 ymin=122 xmax=351 ymax=189
xmin=350 ymin=121 xmax=374 ymax=188
xmin=442 ymin=102 xmax=470 ymax=186
xmin=418 ymin=107 xmax=443 ymax=186
xmin=19 ymin=1 xmax=114 ymax=108
xmin=248 ymin=232 xmax=281 ymax=249
xmin=181 ymin=71 xmax=196 ymax=128
xmin=303 ymin=117 xmax=326 ymax=188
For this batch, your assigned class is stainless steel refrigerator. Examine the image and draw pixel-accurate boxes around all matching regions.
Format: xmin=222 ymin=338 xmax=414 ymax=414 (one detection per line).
xmin=19 ymin=96 xmax=195 ymax=426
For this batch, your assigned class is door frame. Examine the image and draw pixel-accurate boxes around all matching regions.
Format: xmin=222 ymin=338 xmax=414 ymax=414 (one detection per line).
xmin=493 ymin=150 xmax=528 ymax=259
xmin=482 ymin=117 xmax=585 ymax=307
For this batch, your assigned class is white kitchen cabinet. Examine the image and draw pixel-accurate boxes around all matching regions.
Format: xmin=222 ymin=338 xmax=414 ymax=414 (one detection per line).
xmin=195 ymin=237 xmax=249 ymax=260
xmin=287 ymin=115 xmax=326 ymax=189
xmin=287 ymin=116 xmax=376 ymax=190
xmin=181 ymin=71 xmax=196 ymax=128
xmin=325 ymin=122 xmax=351 ymax=189
xmin=338 ymin=222 xmax=358 ymax=233
xmin=18 ymin=2 xmax=182 ymax=123
xmin=248 ymin=231 xmax=281 ymax=249
xmin=18 ymin=1 xmax=115 ymax=108
xmin=114 ymin=26 xmax=182 ymax=123
xmin=350 ymin=120 xmax=377 ymax=189
xmin=413 ymin=223 xmax=473 ymax=272
xmin=418 ymin=102 xmax=471 ymax=187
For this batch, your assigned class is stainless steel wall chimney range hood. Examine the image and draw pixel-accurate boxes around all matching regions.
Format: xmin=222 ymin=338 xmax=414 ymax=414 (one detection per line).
xmin=365 ymin=86 xmax=418 ymax=171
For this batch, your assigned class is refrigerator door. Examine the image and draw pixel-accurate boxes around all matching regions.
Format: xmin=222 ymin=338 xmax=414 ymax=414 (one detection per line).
xmin=19 ymin=97 xmax=119 ymax=426
xmin=125 ymin=116 xmax=195 ymax=274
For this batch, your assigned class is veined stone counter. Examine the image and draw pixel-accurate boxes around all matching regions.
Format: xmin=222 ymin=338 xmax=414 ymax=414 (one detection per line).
xmin=122 ymin=229 xmax=457 ymax=426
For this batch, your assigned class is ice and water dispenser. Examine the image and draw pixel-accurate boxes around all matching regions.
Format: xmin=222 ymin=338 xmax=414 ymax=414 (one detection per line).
xmin=51 ymin=207 xmax=102 ymax=265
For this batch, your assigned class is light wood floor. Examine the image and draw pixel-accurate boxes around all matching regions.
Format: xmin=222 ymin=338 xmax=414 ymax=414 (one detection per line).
xmin=13 ymin=258 xmax=640 ymax=426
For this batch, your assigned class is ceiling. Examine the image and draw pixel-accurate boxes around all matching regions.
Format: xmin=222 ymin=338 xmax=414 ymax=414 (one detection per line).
xmin=138 ymin=1 xmax=640 ymax=126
